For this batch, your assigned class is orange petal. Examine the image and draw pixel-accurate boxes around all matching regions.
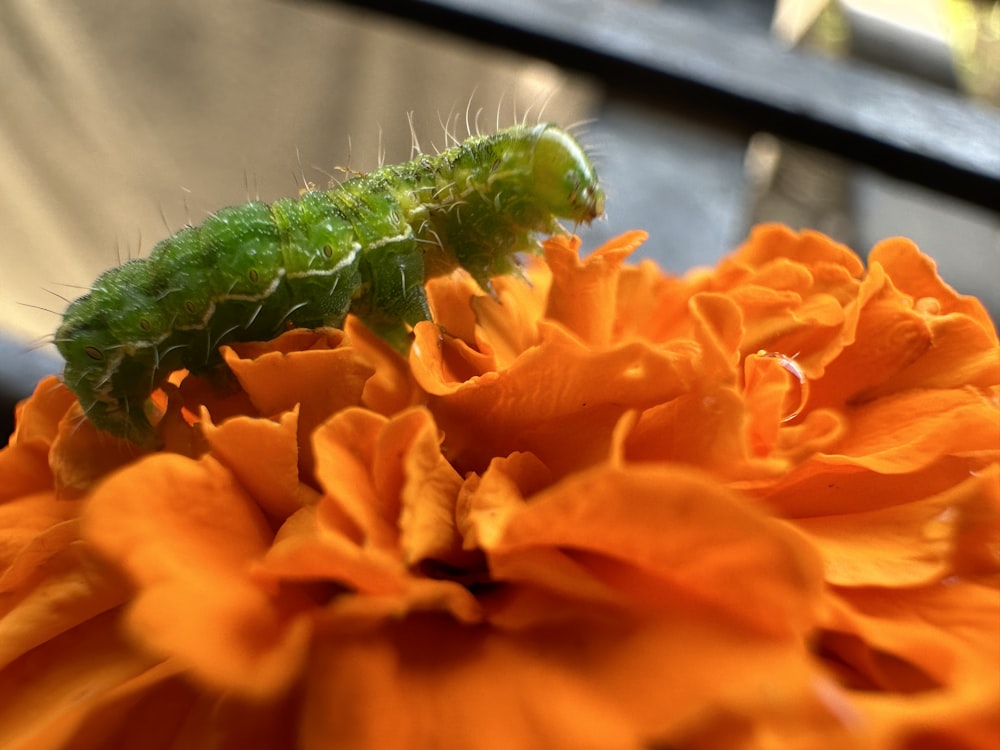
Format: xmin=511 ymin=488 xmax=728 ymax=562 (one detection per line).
xmin=428 ymin=256 xmax=552 ymax=369
xmin=395 ymin=409 xmax=465 ymax=567
xmin=613 ymin=259 xmax=694 ymax=343
xmin=722 ymin=276 xmax=847 ymax=364
xmin=689 ymin=292 xmax=743 ymax=382
xmin=805 ymin=263 xmax=933 ymax=411
xmin=222 ymin=329 xmax=374 ymax=477
xmin=176 ymin=368 xmax=258 ymax=431
xmin=0 ymin=442 xmax=52 ymax=502
xmin=854 ymin=241 xmax=1000 ymax=395
xmin=772 ymin=409 xmax=846 ymax=466
xmin=871 ymin=236 xmax=997 ymax=335
xmin=457 ymin=451 xmax=552 ymax=550
xmin=425 ymin=268 xmax=490 ymax=347
xmin=202 ymin=407 xmax=305 ymax=523
xmin=0 ymin=611 xmax=179 ymax=750
xmin=543 ymin=231 xmax=647 ymax=348
xmin=823 ymin=387 xmax=999 ymax=473
xmin=0 ymin=507 xmax=127 ymax=670
xmin=724 ymin=225 xmax=865 ymax=279
xmin=302 ymin=607 xmax=833 ymax=750
xmin=319 ymin=576 xmax=482 ymax=628
xmin=261 ymin=504 xmax=409 ymax=595
xmin=301 ymin=614 xmax=645 ymax=750
xmin=82 ymin=454 xmax=309 ymax=698
xmin=8 ymin=376 xmax=77 ymax=448
xmin=870 ymin=312 xmax=1000 ymax=395
xmin=311 ymin=407 xmax=468 ymax=569
xmin=711 ymin=226 xmax=871 ymax=383
xmin=0 ymin=492 xmax=78 ymax=576
xmin=866 ymin=678 xmax=1000 ymax=750
xmin=469 ymin=274 xmax=547 ymax=368
xmin=344 ymin=315 xmax=422 ymax=416
xmin=414 ymin=323 xmax=697 ymax=477
xmin=311 ymin=408 xmax=401 ymax=551
xmin=484 ymin=463 xmax=824 ymax=636
xmin=261 ymin=511 xmax=482 ymax=626
xmin=49 ymin=410 xmax=146 ymax=498
xmin=821 ymin=580 xmax=1000 ymax=691
xmin=792 ymin=471 xmax=990 ymax=587
xmin=759 ymin=458 xmax=984 ymax=518
xmin=83 ymin=454 xmax=274 ymax=579
xmin=949 ymin=464 xmax=1000 ymax=582
xmin=624 ymin=386 xmax=753 ymax=476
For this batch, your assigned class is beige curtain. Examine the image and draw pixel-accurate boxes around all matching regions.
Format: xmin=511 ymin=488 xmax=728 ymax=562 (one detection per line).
xmin=0 ymin=0 xmax=595 ymax=343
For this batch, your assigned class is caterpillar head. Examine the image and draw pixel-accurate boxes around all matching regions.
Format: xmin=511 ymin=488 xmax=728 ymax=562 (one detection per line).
xmin=56 ymin=292 xmax=160 ymax=448
xmin=423 ymin=123 xmax=607 ymax=290
xmin=530 ymin=123 xmax=605 ymax=226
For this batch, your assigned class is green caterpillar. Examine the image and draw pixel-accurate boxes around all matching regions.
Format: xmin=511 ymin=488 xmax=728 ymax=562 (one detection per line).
xmin=55 ymin=123 xmax=604 ymax=448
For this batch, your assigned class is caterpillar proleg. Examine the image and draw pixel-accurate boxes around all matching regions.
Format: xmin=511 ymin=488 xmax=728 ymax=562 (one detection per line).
xmin=55 ymin=123 xmax=604 ymax=448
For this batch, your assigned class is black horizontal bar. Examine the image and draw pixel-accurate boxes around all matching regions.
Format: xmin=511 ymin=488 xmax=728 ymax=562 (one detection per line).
xmin=318 ymin=0 xmax=1000 ymax=211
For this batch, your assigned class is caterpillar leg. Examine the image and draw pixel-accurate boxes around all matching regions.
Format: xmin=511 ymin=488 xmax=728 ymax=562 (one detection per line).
xmin=75 ymin=390 xmax=161 ymax=450
xmin=353 ymin=233 xmax=432 ymax=351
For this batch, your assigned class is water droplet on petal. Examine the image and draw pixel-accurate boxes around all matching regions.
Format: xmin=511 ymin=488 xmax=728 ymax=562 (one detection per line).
xmin=755 ymin=350 xmax=809 ymax=422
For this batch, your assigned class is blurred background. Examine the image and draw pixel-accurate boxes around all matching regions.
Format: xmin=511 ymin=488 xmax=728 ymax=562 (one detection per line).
xmin=2 ymin=0 xmax=998 ymax=442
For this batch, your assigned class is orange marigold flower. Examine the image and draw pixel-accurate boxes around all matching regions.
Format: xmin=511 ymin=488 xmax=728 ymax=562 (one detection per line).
xmin=1 ymin=225 xmax=997 ymax=749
